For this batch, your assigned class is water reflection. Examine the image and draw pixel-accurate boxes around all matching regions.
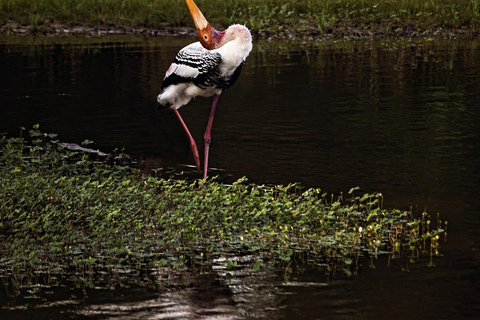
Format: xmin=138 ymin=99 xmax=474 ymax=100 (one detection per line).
xmin=1 ymin=35 xmax=480 ymax=319
xmin=1 ymin=37 xmax=479 ymax=198
xmin=79 ymin=276 xmax=239 ymax=319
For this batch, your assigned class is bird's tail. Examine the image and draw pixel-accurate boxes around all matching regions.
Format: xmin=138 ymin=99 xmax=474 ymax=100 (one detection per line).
xmin=157 ymin=92 xmax=172 ymax=109
xmin=157 ymin=86 xmax=192 ymax=110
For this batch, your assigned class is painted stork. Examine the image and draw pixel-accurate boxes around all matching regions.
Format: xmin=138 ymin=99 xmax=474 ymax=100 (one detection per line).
xmin=157 ymin=0 xmax=252 ymax=178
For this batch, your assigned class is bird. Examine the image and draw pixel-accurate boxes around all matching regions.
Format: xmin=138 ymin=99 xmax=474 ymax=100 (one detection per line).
xmin=157 ymin=0 xmax=252 ymax=178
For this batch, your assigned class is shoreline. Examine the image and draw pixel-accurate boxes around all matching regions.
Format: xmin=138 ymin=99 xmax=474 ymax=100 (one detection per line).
xmin=1 ymin=20 xmax=476 ymax=40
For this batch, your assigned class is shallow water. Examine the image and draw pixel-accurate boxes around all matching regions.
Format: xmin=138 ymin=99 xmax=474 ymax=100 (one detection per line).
xmin=1 ymin=35 xmax=480 ymax=319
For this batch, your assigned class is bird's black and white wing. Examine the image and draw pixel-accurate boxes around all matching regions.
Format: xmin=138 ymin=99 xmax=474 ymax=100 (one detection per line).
xmin=158 ymin=42 xmax=244 ymax=109
xmin=161 ymin=42 xmax=222 ymax=90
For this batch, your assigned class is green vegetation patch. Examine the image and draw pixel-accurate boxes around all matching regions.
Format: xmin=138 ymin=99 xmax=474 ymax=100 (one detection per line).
xmin=0 ymin=126 xmax=445 ymax=289
xmin=1 ymin=0 xmax=480 ymax=37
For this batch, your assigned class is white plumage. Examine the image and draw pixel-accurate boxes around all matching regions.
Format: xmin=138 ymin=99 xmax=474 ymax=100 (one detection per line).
xmin=157 ymin=24 xmax=252 ymax=110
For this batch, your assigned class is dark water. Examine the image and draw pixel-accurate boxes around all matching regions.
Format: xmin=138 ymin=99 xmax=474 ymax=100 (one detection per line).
xmin=1 ymin=35 xmax=480 ymax=319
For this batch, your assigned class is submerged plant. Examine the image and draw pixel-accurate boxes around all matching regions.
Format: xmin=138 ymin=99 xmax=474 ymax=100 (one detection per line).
xmin=0 ymin=125 xmax=446 ymax=294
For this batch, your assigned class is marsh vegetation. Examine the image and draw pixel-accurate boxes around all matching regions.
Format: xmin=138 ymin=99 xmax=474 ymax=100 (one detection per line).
xmin=0 ymin=126 xmax=446 ymax=296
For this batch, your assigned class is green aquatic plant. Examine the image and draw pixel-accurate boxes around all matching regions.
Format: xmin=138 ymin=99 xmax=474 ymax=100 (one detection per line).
xmin=0 ymin=125 xmax=446 ymax=290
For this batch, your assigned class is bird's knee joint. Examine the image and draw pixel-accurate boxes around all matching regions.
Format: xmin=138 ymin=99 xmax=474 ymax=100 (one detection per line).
xmin=204 ymin=135 xmax=211 ymax=144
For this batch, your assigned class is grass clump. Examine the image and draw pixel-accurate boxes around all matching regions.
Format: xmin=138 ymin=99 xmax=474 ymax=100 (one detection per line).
xmin=1 ymin=0 xmax=480 ymax=37
xmin=0 ymin=125 xmax=446 ymax=289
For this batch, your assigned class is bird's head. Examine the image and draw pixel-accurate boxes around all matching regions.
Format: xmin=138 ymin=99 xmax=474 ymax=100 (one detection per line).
xmin=185 ymin=0 xmax=225 ymax=50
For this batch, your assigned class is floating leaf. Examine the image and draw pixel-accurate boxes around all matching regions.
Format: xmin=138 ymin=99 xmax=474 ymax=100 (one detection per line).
xmin=252 ymin=260 xmax=263 ymax=272
xmin=226 ymin=260 xmax=237 ymax=270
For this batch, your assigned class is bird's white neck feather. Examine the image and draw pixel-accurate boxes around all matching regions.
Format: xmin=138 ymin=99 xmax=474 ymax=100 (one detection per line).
xmin=214 ymin=24 xmax=252 ymax=73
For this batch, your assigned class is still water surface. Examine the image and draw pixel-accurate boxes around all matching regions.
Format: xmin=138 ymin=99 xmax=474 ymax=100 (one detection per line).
xmin=1 ymin=35 xmax=480 ymax=319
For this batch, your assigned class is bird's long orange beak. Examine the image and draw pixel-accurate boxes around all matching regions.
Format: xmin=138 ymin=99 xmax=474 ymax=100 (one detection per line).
xmin=185 ymin=0 xmax=222 ymax=50
xmin=185 ymin=0 xmax=208 ymax=30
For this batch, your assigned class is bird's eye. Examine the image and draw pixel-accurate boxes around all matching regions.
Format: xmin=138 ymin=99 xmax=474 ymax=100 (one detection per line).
xmin=204 ymin=35 xmax=208 ymax=39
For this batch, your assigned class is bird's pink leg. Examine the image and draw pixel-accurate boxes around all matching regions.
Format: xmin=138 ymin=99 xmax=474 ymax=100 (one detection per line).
xmin=203 ymin=94 xmax=220 ymax=178
xmin=173 ymin=108 xmax=201 ymax=173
